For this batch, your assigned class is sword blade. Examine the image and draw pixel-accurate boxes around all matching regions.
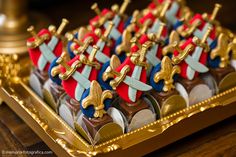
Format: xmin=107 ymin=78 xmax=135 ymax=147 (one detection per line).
xmin=72 ymin=71 xmax=91 ymax=89
xmin=38 ymin=43 xmax=57 ymax=70
xmin=146 ymin=44 xmax=161 ymax=66
xmin=104 ymin=15 xmax=121 ymax=40
xmin=37 ymin=54 xmax=48 ymax=71
xmin=128 ymin=66 xmax=142 ymax=102
xmin=74 ymin=65 xmax=92 ymax=101
xmin=194 ymin=23 xmax=213 ymax=45
xmin=48 ymin=36 xmax=59 ymax=51
xmin=124 ymin=75 xmax=152 ymax=91
xmin=75 ymin=83 xmax=85 ymax=101
xmin=185 ymin=55 xmax=209 ymax=72
xmin=165 ymin=2 xmax=179 ymax=25
xmin=186 ymin=46 xmax=208 ymax=80
xmin=148 ymin=19 xmax=161 ymax=34
xmin=86 ymin=45 xmax=110 ymax=64
xmin=39 ymin=43 xmax=56 ymax=62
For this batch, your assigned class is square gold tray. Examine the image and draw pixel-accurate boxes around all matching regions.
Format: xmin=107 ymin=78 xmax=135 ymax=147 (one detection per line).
xmin=0 ymin=57 xmax=236 ymax=157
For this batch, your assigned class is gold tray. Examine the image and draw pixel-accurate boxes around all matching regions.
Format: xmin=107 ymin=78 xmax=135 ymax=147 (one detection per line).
xmin=0 ymin=56 xmax=236 ymax=157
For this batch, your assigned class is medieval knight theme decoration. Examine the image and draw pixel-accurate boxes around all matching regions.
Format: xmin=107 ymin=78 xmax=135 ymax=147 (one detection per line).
xmin=24 ymin=0 xmax=236 ymax=146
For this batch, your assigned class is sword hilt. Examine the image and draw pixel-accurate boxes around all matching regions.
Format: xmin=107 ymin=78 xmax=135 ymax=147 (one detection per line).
xmin=56 ymin=18 xmax=69 ymax=37
xmin=160 ymin=0 xmax=171 ymax=20
xmin=172 ymin=43 xmax=195 ymax=65
xmin=119 ymin=0 xmax=130 ymax=15
xmin=148 ymin=23 xmax=165 ymax=44
xmin=57 ymin=52 xmax=82 ymax=80
xmin=66 ymin=32 xmax=84 ymax=46
xmin=102 ymin=21 xmax=114 ymax=41
xmin=210 ymin=3 xmax=222 ymax=22
xmin=110 ymin=65 xmax=130 ymax=90
xmin=140 ymin=19 xmax=152 ymax=35
xmin=131 ymin=10 xmax=140 ymax=24
xmin=178 ymin=19 xmax=201 ymax=37
xmin=91 ymin=3 xmax=101 ymax=17
xmin=66 ymin=32 xmax=86 ymax=55
xmin=140 ymin=41 xmax=152 ymax=62
xmin=201 ymin=26 xmax=212 ymax=45
xmin=80 ymin=45 xmax=101 ymax=70
xmin=130 ymin=36 xmax=141 ymax=49
xmin=27 ymin=26 xmax=45 ymax=47
xmin=51 ymin=65 xmax=61 ymax=77
xmin=111 ymin=4 xmax=119 ymax=14
xmin=156 ymin=23 xmax=165 ymax=40
xmin=78 ymin=37 xmax=94 ymax=54
xmin=130 ymin=41 xmax=152 ymax=68
xmin=89 ymin=45 xmax=99 ymax=62
xmin=56 ymin=52 xmax=71 ymax=71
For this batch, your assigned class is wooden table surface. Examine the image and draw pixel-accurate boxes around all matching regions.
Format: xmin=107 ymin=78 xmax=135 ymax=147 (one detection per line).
xmin=1 ymin=0 xmax=236 ymax=156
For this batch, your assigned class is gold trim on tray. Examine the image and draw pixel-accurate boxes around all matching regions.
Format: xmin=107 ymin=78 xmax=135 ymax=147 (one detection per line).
xmin=0 ymin=56 xmax=236 ymax=157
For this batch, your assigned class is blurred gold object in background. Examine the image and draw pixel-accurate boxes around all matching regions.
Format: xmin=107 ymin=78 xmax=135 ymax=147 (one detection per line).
xmin=0 ymin=0 xmax=49 ymax=55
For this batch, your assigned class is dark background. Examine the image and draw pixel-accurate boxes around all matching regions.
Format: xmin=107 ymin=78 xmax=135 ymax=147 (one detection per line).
xmin=28 ymin=0 xmax=236 ymax=32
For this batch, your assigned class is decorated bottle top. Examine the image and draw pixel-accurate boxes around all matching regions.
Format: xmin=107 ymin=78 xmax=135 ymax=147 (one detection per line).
xmin=26 ymin=18 xmax=69 ymax=72
xmin=81 ymin=80 xmax=113 ymax=118
xmin=103 ymin=41 xmax=153 ymax=103
xmin=177 ymin=3 xmax=221 ymax=45
xmin=89 ymin=0 xmax=130 ymax=34
xmin=150 ymin=56 xmax=180 ymax=92
xmin=171 ymin=26 xmax=212 ymax=80
xmin=56 ymin=45 xmax=101 ymax=102
xmin=67 ymin=22 xmax=115 ymax=65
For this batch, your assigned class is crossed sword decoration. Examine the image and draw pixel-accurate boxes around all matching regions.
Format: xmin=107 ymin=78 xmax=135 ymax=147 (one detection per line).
xmin=57 ymin=21 xmax=119 ymax=101
xmin=91 ymin=0 xmax=130 ymax=41
xmin=57 ymin=45 xmax=100 ymax=102
xmin=178 ymin=3 xmax=221 ymax=46
xmin=66 ymin=22 xmax=115 ymax=64
xmin=27 ymin=19 xmax=69 ymax=71
xmin=172 ymin=26 xmax=212 ymax=80
xmin=103 ymin=41 xmax=153 ymax=103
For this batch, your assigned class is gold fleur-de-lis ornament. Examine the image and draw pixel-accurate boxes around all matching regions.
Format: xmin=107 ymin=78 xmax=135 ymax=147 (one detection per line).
xmin=210 ymin=33 xmax=235 ymax=68
xmin=154 ymin=56 xmax=181 ymax=92
xmin=82 ymin=81 xmax=113 ymax=118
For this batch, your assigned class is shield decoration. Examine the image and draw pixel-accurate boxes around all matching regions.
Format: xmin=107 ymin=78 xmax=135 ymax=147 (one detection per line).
xmin=61 ymin=55 xmax=98 ymax=101
xmin=114 ymin=53 xmax=147 ymax=103
xmin=173 ymin=38 xmax=208 ymax=79
xmin=27 ymin=29 xmax=63 ymax=72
